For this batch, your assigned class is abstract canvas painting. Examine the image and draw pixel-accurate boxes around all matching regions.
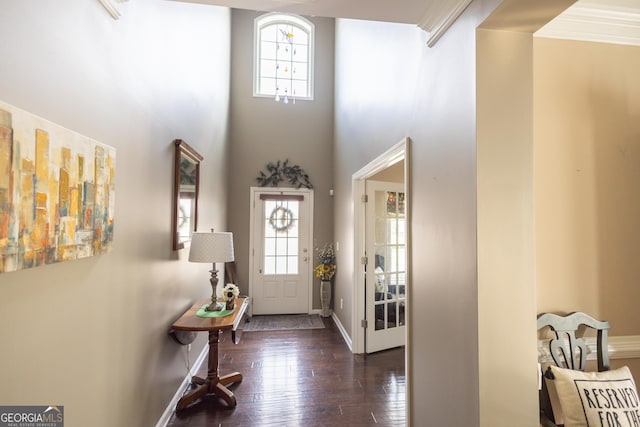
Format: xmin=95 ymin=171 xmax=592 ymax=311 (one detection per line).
xmin=0 ymin=101 xmax=116 ymax=273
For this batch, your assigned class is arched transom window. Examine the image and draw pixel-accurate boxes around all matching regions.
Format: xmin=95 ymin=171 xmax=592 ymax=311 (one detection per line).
xmin=254 ymin=13 xmax=314 ymax=103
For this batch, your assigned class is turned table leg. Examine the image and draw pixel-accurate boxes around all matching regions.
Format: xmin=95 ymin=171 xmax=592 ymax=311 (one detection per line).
xmin=176 ymin=329 xmax=242 ymax=411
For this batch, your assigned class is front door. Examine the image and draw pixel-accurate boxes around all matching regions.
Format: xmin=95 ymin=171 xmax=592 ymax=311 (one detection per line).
xmin=249 ymin=187 xmax=313 ymax=315
xmin=365 ymin=180 xmax=406 ymax=353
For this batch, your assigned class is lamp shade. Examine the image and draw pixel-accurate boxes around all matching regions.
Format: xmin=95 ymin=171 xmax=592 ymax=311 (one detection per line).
xmin=188 ymin=231 xmax=235 ymax=263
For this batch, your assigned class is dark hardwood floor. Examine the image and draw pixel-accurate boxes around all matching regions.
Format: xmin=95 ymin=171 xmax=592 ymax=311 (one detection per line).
xmin=166 ymin=316 xmax=406 ymax=427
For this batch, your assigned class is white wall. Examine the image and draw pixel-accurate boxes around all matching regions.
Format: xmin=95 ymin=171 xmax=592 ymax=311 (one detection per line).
xmin=0 ymin=1 xmax=231 ymax=425
xmin=333 ymin=0 xmax=499 ymax=422
xmin=333 ymin=18 xmax=422 ymax=339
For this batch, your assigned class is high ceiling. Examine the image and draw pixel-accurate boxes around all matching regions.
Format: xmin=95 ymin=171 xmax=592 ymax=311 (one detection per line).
xmin=99 ymin=0 xmax=640 ymax=47
xmin=171 ymin=0 xmax=439 ymax=25
xmin=170 ymin=0 xmax=474 ymax=46
xmin=171 ymin=0 xmax=640 ymax=47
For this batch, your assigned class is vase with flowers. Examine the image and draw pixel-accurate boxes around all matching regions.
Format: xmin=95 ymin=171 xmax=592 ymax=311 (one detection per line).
xmin=222 ymin=283 xmax=239 ymax=310
xmin=315 ymin=243 xmax=336 ymax=317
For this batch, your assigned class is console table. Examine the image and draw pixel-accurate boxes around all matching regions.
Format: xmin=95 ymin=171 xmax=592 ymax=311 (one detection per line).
xmin=171 ymin=297 xmax=248 ymax=410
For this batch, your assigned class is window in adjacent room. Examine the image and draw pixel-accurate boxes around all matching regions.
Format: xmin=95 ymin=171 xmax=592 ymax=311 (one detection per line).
xmin=254 ymin=13 xmax=314 ymax=104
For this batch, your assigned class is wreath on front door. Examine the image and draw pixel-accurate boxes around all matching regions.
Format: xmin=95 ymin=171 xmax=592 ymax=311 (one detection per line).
xmin=268 ymin=206 xmax=295 ymax=232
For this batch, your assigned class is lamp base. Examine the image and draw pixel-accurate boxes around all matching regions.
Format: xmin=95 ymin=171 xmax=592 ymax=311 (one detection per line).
xmin=205 ymin=301 xmax=224 ymax=312
xmin=204 ymin=268 xmax=219 ymax=312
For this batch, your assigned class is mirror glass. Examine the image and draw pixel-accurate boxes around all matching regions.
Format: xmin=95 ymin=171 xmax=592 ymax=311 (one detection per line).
xmin=173 ymin=139 xmax=203 ymax=250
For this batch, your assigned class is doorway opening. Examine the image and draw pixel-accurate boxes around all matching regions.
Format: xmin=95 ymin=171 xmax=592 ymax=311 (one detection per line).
xmin=248 ymin=187 xmax=314 ymax=315
xmin=352 ymin=137 xmax=410 ymax=354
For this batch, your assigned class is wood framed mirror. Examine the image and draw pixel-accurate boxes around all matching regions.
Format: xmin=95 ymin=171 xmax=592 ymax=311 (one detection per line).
xmin=172 ymin=139 xmax=203 ymax=250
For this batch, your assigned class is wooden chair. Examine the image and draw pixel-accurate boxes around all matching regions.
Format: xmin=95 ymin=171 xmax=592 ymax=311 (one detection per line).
xmin=537 ymin=312 xmax=611 ymax=427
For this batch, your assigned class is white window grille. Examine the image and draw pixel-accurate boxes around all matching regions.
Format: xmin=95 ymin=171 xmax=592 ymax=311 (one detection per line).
xmin=254 ymin=13 xmax=314 ymax=103
xmin=263 ymin=199 xmax=300 ymax=275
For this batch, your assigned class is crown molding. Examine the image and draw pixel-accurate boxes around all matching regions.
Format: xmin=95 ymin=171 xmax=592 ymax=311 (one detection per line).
xmin=98 ymin=0 xmax=129 ymax=20
xmin=535 ymin=2 xmax=640 ymax=47
xmin=417 ymin=0 xmax=473 ymax=47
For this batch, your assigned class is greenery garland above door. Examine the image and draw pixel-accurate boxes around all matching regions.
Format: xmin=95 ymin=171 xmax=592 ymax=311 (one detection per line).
xmin=255 ymin=159 xmax=313 ymax=189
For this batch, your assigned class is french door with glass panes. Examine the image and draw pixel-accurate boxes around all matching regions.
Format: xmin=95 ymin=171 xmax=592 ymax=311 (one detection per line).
xmin=365 ymin=180 xmax=406 ymax=353
xmin=249 ymin=188 xmax=313 ymax=315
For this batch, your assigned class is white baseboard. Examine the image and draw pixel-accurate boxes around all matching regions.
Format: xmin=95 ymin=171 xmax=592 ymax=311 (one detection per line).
xmin=331 ymin=312 xmax=352 ymax=351
xmin=155 ymin=344 xmax=209 ymax=427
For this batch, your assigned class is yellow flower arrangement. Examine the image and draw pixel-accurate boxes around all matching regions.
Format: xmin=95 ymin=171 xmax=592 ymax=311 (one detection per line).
xmin=315 ymin=243 xmax=336 ymax=281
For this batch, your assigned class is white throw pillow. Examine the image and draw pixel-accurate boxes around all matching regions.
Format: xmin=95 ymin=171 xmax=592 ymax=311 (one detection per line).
xmin=549 ymin=365 xmax=640 ymax=427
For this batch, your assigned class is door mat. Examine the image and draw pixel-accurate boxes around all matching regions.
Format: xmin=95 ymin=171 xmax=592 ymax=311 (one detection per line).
xmin=241 ymin=314 xmax=325 ymax=332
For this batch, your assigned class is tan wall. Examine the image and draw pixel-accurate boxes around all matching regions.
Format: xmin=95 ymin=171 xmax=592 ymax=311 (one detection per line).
xmin=227 ymin=9 xmax=335 ymax=311
xmin=0 ymin=1 xmax=231 ymax=426
xmin=477 ymin=28 xmax=539 ymax=426
xmin=534 ymin=37 xmax=640 ymax=380
xmin=370 ymin=160 xmax=404 ymax=183
xmin=534 ymin=38 xmax=640 ymax=335
xmin=475 ymin=0 xmax=578 ymax=424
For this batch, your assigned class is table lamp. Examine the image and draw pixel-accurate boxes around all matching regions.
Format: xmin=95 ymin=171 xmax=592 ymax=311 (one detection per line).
xmin=188 ymin=230 xmax=235 ymax=311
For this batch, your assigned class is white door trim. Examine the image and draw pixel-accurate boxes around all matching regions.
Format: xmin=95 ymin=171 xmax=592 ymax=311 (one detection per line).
xmin=248 ymin=187 xmax=314 ymax=316
xmin=365 ymin=179 xmax=407 ymax=352
xmin=352 ymin=137 xmax=410 ymax=353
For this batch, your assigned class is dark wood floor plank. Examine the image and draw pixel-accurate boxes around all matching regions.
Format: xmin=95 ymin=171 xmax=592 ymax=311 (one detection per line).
xmin=166 ymin=317 xmax=405 ymax=427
